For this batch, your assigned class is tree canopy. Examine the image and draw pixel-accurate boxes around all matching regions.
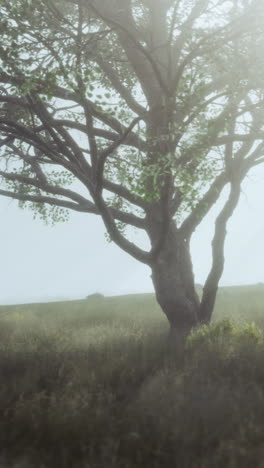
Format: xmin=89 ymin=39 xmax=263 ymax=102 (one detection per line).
xmin=1 ymin=0 xmax=264 ymax=330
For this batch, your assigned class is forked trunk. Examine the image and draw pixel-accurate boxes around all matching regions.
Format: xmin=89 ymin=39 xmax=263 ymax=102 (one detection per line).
xmin=149 ymin=222 xmax=200 ymax=338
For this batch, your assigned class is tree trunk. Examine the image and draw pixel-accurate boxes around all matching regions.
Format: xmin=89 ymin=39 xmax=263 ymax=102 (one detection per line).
xmin=149 ymin=220 xmax=200 ymax=338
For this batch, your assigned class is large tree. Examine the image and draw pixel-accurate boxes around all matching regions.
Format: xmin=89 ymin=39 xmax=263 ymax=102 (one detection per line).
xmin=0 ymin=0 xmax=264 ymax=337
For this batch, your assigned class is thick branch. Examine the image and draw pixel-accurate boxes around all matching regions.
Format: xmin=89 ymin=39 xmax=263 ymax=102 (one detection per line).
xmin=91 ymin=188 xmax=150 ymax=263
xmin=0 ymin=170 xmax=145 ymax=229
xmin=180 ymin=172 xmax=228 ymax=238
xmin=90 ymin=1 xmax=168 ymax=103
xmin=214 ymin=133 xmax=264 ymax=146
xmin=95 ymin=116 xmax=142 ymax=193
xmin=0 ymin=170 xmax=92 ymax=206
xmin=243 ymin=141 xmax=264 ymax=169
xmin=0 ymin=73 xmax=145 ymax=142
xmin=47 ymin=120 xmax=147 ymax=150
xmin=199 ymin=177 xmax=243 ymax=323
xmin=0 ymin=125 xmax=147 ymax=210
xmin=27 ymin=94 xmax=91 ymax=174
xmin=102 ymin=178 xmax=147 ymax=209
xmin=0 ymin=95 xmax=30 ymax=108
xmin=0 ymin=188 xmax=90 ymax=212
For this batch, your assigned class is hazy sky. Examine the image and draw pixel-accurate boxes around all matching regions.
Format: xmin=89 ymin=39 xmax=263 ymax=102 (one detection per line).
xmin=0 ymin=164 xmax=263 ymax=305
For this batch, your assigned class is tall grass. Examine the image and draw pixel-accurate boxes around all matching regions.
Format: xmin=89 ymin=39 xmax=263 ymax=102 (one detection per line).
xmin=0 ymin=286 xmax=264 ymax=467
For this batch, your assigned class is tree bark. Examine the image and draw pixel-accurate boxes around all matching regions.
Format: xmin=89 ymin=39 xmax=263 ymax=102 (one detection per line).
xmin=199 ymin=179 xmax=242 ymax=324
xmin=149 ymin=220 xmax=200 ymax=338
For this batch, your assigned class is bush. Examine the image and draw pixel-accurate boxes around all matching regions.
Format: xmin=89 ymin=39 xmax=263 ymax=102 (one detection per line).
xmin=86 ymin=292 xmax=105 ymax=299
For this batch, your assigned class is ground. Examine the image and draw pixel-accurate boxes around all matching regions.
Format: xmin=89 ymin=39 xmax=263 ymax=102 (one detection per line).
xmin=0 ymin=285 xmax=264 ymax=468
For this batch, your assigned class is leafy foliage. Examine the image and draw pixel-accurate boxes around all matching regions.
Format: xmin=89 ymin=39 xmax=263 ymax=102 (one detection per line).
xmin=1 ymin=0 xmax=264 ymax=226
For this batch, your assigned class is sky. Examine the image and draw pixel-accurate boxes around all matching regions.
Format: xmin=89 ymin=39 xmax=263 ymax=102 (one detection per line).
xmin=1 ymin=2 xmax=264 ymax=305
xmin=0 ymin=164 xmax=264 ymax=305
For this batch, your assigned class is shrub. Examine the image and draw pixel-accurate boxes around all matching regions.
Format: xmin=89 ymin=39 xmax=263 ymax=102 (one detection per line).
xmin=86 ymin=292 xmax=105 ymax=299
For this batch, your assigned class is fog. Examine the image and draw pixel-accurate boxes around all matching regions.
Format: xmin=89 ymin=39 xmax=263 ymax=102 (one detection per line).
xmin=0 ymin=165 xmax=263 ymax=305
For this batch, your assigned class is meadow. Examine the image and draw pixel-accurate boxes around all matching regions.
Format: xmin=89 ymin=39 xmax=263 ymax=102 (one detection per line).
xmin=0 ymin=285 xmax=264 ymax=468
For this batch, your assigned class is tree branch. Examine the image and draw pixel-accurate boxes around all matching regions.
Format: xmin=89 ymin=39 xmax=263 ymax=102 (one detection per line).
xmin=95 ymin=57 xmax=146 ymax=115
xmin=199 ymin=176 xmax=243 ymax=323
xmin=0 ymin=170 xmax=146 ymax=229
xmin=95 ymin=115 xmax=142 ymax=193
xmin=89 ymin=0 xmax=169 ymax=103
xmin=214 ymin=133 xmax=264 ymax=146
xmin=0 ymin=72 xmax=144 ymax=141
xmin=0 ymin=170 xmax=92 ymax=206
xmin=48 ymin=120 xmax=147 ymax=150
xmin=91 ymin=194 xmax=150 ymax=262
xmin=180 ymin=172 xmax=228 ymax=238
xmin=0 ymin=188 xmax=91 ymax=213
xmin=102 ymin=178 xmax=147 ymax=209
xmin=172 ymin=4 xmax=260 ymax=95
xmin=172 ymin=0 xmax=210 ymax=72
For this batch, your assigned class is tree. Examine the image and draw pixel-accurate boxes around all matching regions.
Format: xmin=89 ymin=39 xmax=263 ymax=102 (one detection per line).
xmin=0 ymin=0 xmax=264 ymax=338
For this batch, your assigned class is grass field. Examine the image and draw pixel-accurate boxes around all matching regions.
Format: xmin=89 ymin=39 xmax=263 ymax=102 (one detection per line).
xmin=0 ymin=285 xmax=264 ymax=467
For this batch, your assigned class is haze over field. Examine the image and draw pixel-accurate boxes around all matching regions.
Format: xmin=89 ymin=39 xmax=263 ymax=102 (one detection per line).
xmin=1 ymin=165 xmax=263 ymax=305
xmin=1 ymin=1 xmax=264 ymax=465
xmin=1 ymin=0 xmax=264 ymax=313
